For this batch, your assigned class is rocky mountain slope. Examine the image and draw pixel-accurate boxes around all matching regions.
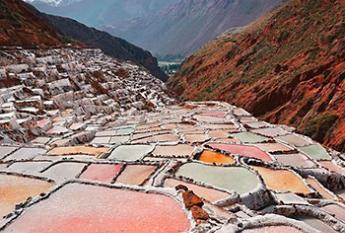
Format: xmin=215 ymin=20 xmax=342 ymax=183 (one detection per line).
xmin=27 ymin=0 xmax=283 ymax=57
xmin=1 ymin=0 xmax=166 ymax=81
xmin=0 ymin=0 xmax=65 ymax=47
xmin=168 ymin=0 xmax=345 ymax=152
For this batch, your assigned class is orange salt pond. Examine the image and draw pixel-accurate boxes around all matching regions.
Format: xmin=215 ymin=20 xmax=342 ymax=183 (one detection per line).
xmin=164 ymin=178 xmax=229 ymax=202
xmin=2 ymin=183 xmax=190 ymax=233
xmin=115 ymin=165 xmax=156 ymax=185
xmin=48 ymin=146 xmax=108 ymax=157
xmin=79 ymin=164 xmax=123 ymax=182
xmin=209 ymin=144 xmax=272 ymax=162
xmin=251 ymin=166 xmax=311 ymax=194
xmin=198 ymin=150 xmax=235 ymax=165
xmin=0 ymin=174 xmax=54 ymax=218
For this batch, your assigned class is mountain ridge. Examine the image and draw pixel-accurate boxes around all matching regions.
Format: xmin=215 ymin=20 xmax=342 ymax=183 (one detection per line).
xmin=26 ymin=0 xmax=284 ymax=57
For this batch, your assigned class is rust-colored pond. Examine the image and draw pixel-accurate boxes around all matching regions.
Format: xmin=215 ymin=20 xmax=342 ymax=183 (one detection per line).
xmin=198 ymin=150 xmax=235 ymax=165
xmin=3 ymin=183 xmax=190 ymax=233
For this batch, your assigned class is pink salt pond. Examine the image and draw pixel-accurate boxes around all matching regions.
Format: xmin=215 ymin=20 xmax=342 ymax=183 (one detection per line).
xmin=79 ymin=164 xmax=123 ymax=182
xmin=208 ymin=143 xmax=273 ymax=162
xmin=3 ymin=183 xmax=190 ymax=233
xmin=199 ymin=111 xmax=227 ymax=118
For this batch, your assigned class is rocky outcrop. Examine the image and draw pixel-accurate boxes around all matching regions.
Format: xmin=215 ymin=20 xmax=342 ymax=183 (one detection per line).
xmin=169 ymin=0 xmax=345 ymax=152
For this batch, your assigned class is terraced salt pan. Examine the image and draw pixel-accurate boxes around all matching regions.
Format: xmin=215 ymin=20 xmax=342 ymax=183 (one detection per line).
xmin=194 ymin=116 xmax=228 ymax=124
xmin=274 ymin=193 xmax=309 ymax=205
xmin=233 ymin=108 xmax=251 ymax=117
xmin=7 ymin=161 xmax=51 ymax=174
xmin=241 ymin=226 xmax=303 ymax=233
xmin=294 ymin=217 xmax=338 ymax=233
xmin=115 ymin=165 xmax=156 ymax=185
xmin=230 ymin=132 xmax=269 ymax=143
xmin=0 ymin=174 xmax=54 ymax=218
xmin=108 ymin=144 xmax=154 ymax=161
xmin=251 ymin=166 xmax=311 ymax=194
xmin=95 ymin=130 xmax=118 ymax=137
xmin=252 ymin=143 xmax=292 ymax=153
xmin=114 ymin=127 xmax=134 ymax=135
xmin=274 ymin=153 xmax=316 ymax=168
xmin=31 ymin=137 xmax=51 ymax=145
xmin=199 ymin=111 xmax=227 ymax=118
xmin=134 ymin=133 xmax=179 ymax=143
xmin=203 ymin=123 xmax=237 ymax=130
xmin=298 ymin=144 xmax=332 ymax=161
xmin=132 ymin=131 xmax=163 ymax=140
xmin=176 ymin=163 xmax=260 ymax=195
xmin=79 ymin=164 xmax=123 ymax=182
xmin=91 ymin=137 xmax=111 ymax=144
xmin=109 ymin=135 xmax=130 ymax=144
xmin=0 ymin=146 xmax=18 ymax=159
xmin=43 ymin=162 xmax=86 ymax=182
xmin=184 ymin=133 xmax=210 ymax=143
xmin=318 ymin=161 xmax=345 ymax=175
xmin=208 ymin=130 xmax=230 ymax=139
xmin=4 ymin=148 xmax=46 ymax=161
xmin=2 ymin=183 xmax=190 ymax=233
xmin=251 ymin=127 xmax=289 ymax=137
xmin=321 ymin=204 xmax=345 ymax=221
xmin=48 ymin=146 xmax=108 ymax=157
xmin=239 ymin=116 xmax=257 ymax=123
xmin=305 ymin=176 xmax=337 ymax=200
xmin=164 ymin=178 xmax=229 ymax=202
xmin=276 ymin=134 xmax=311 ymax=147
xmin=209 ymin=144 xmax=273 ymax=162
xmin=245 ymin=121 xmax=270 ymax=129
xmin=198 ymin=150 xmax=235 ymax=165
xmin=152 ymin=144 xmax=194 ymax=157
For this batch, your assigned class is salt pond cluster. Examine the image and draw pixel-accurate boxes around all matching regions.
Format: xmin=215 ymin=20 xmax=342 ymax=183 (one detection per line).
xmin=0 ymin=100 xmax=345 ymax=232
xmin=0 ymin=48 xmax=174 ymax=143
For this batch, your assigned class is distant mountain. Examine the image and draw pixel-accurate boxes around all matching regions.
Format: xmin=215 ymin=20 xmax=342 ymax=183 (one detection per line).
xmin=26 ymin=0 xmax=284 ymax=57
xmin=168 ymin=0 xmax=345 ymax=152
xmin=1 ymin=0 xmax=166 ymax=80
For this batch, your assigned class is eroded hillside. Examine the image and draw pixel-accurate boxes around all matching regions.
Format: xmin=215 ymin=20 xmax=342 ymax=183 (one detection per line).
xmin=169 ymin=0 xmax=345 ymax=152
